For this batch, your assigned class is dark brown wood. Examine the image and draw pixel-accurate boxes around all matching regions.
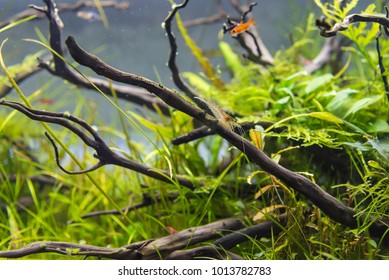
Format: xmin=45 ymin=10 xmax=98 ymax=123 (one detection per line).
xmin=166 ymin=245 xmax=244 ymax=260
xmin=0 ymin=217 xmax=245 ymax=259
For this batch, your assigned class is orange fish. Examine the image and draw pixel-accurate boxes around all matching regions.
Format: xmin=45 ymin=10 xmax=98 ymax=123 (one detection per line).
xmin=230 ymin=19 xmax=256 ymax=35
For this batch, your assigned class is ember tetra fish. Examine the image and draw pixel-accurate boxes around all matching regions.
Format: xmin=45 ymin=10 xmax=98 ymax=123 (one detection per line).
xmin=230 ymin=19 xmax=256 ymax=35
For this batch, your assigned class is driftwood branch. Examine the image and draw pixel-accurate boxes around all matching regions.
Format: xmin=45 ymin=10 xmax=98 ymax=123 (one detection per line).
xmin=213 ymin=213 xmax=288 ymax=250
xmin=304 ymin=37 xmax=339 ymax=74
xmin=0 ymin=99 xmax=195 ymax=189
xmin=0 ymin=55 xmax=52 ymax=98
xmin=171 ymin=121 xmax=274 ymax=145
xmin=0 ymin=216 xmax=244 ymax=259
xmin=162 ymin=0 xmax=208 ymax=112
xmin=0 ymin=213 xmax=290 ymax=259
xmin=319 ymin=9 xmax=389 ymax=38
xmin=165 ymin=245 xmax=244 ymax=260
xmin=316 ymin=7 xmax=389 ymax=97
xmin=226 ymin=0 xmax=274 ymax=65
xmin=376 ymin=30 xmax=389 ymax=96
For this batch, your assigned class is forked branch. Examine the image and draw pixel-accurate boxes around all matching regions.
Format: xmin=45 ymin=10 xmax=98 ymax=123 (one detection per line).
xmin=27 ymin=0 xmax=170 ymax=114
xmin=0 ymin=216 xmax=245 ymax=259
xmin=0 ymin=99 xmax=195 ymax=189
xmin=318 ymin=7 xmax=389 ymax=37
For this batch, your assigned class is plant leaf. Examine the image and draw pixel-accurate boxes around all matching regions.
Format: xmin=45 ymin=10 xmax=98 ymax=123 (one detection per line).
xmin=253 ymin=205 xmax=286 ymax=221
xmin=249 ymin=129 xmax=263 ymax=150
xmin=305 ymin=74 xmax=333 ymax=94
xmin=219 ymin=41 xmax=244 ymax=76
xmin=182 ymin=72 xmax=213 ymax=94
xmin=343 ymin=95 xmax=382 ymax=118
xmin=308 ymin=112 xmax=343 ymax=124
xmin=254 ymin=184 xmax=274 ymax=199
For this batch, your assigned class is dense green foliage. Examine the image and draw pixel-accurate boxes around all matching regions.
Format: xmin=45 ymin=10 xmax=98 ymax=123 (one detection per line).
xmin=0 ymin=0 xmax=388 ymax=259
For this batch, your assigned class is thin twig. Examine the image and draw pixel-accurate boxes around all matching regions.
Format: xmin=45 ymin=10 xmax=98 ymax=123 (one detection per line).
xmin=162 ymin=0 xmax=205 ymax=108
xmin=0 ymin=55 xmax=52 ymax=98
xmin=376 ymin=30 xmax=389 ymax=98
xmin=68 ymin=192 xmax=180 ymax=222
xmin=241 ymin=2 xmax=258 ymax=22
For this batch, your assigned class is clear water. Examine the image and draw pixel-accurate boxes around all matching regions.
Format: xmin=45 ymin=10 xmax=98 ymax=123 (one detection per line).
xmin=0 ymin=0 xmax=371 ymax=149
xmin=1 ymin=0 xmax=321 ymax=84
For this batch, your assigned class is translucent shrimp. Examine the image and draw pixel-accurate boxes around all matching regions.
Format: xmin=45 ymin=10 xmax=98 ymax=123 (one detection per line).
xmin=195 ymin=97 xmax=243 ymax=135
